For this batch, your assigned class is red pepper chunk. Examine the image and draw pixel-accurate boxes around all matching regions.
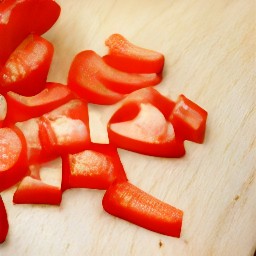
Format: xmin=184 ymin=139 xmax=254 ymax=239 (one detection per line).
xmin=68 ymin=50 xmax=161 ymax=104
xmin=4 ymin=82 xmax=74 ymax=125
xmin=0 ymin=0 xmax=60 ymax=65
xmin=0 ymin=127 xmax=28 ymax=192
xmin=102 ymin=181 xmax=183 ymax=237
xmin=39 ymin=99 xmax=91 ymax=156
xmin=0 ymin=196 xmax=9 ymax=243
xmin=62 ymin=143 xmax=127 ymax=191
xmin=108 ymin=99 xmax=185 ymax=158
xmin=0 ymin=34 xmax=54 ymax=96
xmin=0 ymin=94 xmax=7 ymax=127
xmin=13 ymin=161 xmax=62 ymax=205
xmin=103 ymin=33 xmax=165 ymax=74
xmin=170 ymin=94 xmax=208 ymax=143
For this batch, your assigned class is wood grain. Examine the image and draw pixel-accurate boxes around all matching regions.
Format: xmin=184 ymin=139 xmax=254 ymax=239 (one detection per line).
xmin=1 ymin=0 xmax=255 ymax=255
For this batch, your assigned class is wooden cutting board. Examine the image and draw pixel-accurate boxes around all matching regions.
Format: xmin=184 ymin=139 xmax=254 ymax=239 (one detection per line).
xmin=1 ymin=0 xmax=255 ymax=255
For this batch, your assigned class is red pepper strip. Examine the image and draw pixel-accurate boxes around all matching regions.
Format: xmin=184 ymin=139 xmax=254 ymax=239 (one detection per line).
xmin=39 ymin=99 xmax=91 ymax=156
xmin=68 ymin=50 xmax=161 ymax=104
xmin=0 ymin=196 xmax=9 ymax=243
xmin=108 ymin=101 xmax=185 ymax=158
xmin=0 ymin=34 xmax=54 ymax=96
xmin=169 ymin=94 xmax=208 ymax=143
xmin=4 ymin=82 xmax=74 ymax=125
xmin=13 ymin=162 xmax=62 ymax=205
xmin=0 ymin=94 xmax=7 ymax=127
xmin=62 ymin=143 xmax=127 ymax=191
xmin=0 ymin=0 xmax=60 ymax=65
xmin=15 ymin=118 xmax=56 ymax=164
xmin=103 ymin=34 xmax=165 ymax=74
xmin=0 ymin=127 xmax=28 ymax=192
xmin=102 ymin=181 xmax=183 ymax=237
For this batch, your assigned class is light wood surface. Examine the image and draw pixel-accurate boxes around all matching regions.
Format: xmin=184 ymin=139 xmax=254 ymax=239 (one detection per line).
xmin=1 ymin=0 xmax=256 ymax=255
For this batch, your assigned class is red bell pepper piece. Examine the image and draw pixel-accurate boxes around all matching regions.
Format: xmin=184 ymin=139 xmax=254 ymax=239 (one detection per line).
xmin=62 ymin=143 xmax=127 ymax=191
xmin=15 ymin=117 xmax=55 ymax=164
xmin=0 ymin=127 xmax=28 ymax=192
xmin=102 ymin=181 xmax=183 ymax=237
xmin=13 ymin=161 xmax=62 ymax=205
xmin=0 ymin=196 xmax=9 ymax=243
xmin=0 ymin=0 xmax=60 ymax=64
xmin=68 ymin=50 xmax=161 ymax=104
xmin=39 ymin=99 xmax=91 ymax=155
xmin=4 ymin=82 xmax=74 ymax=125
xmin=0 ymin=94 xmax=7 ymax=127
xmin=108 ymin=89 xmax=185 ymax=157
xmin=169 ymin=94 xmax=208 ymax=143
xmin=103 ymin=33 xmax=165 ymax=74
xmin=0 ymin=34 xmax=54 ymax=96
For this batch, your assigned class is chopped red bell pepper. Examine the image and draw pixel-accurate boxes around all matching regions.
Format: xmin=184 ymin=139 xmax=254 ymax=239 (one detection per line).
xmin=102 ymin=181 xmax=183 ymax=237
xmin=0 ymin=34 xmax=54 ymax=96
xmin=169 ymin=94 xmax=208 ymax=143
xmin=68 ymin=50 xmax=161 ymax=104
xmin=0 ymin=0 xmax=60 ymax=65
xmin=62 ymin=143 xmax=127 ymax=191
xmin=13 ymin=161 xmax=62 ymax=205
xmin=15 ymin=117 xmax=55 ymax=164
xmin=0 ymin=195 xmax=9 ymax=243
xmin=39 ymin=99 xmax=91 ymax=155
xmin=108 ymin=89 xmax=185 ymax=157
xmin=0 ymin=127 xmax=28 ymax=192
xmin=0 ymin=94 xmax=7 ymax=127
xmin=103 ymin=33 xmax=165 ymax=74
xmin=4 ymin=82 xmax=74 ymax=125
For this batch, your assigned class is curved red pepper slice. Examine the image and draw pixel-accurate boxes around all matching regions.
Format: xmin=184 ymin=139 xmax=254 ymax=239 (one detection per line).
xmin=108 ymin=88 xmax=185 ymax=157
xmin=68 ymin=50 xmax=161 ymax=104
xmin=0 ymin=34 xmax=54 ymax=96
xmin=103 ymin=34 xmax=165 ymax=74
xmin=0 ymin=127 xmax=28 ymax=192
xmin=4 ymin=82 xmax=74 ymax=125
xmin=62 ymin=143 xmax=127 ymax=191
xmin=102 ymin=181 xmax=183 ymax=237
xmin=169 ymin=94 xmax=208 ymax=143
xmin=39 ymin=99 xmax=91 ymax=155
xmin=13 ymin=161 xmax=62 ymax=205
xmin=0 ymin=0 xmax=60 ymax=64
xmin=0 ymin=94 xmax=7 ymax=127
xmin=108 ymin=102 xmax=185 ymax=157
xmin=0 ymin=196 xmax=9 ymax=243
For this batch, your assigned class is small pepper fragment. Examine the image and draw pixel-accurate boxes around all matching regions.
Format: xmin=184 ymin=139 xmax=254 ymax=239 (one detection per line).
xmin=13 ymin=160 xmax=62 ymax=205
xmin=0 ymin=127 xmax=28 ymax=192
xmin=102 ymin=181 xmax=183 ymax=237
xmin=0 ymin=196 xmax=9 ymax=243
xmin=4 ymin=82 xmax=74 ymax=125
xmin=0 ymin=34 xmax=54 ymax=96
xmin=103 ymin=33 xmax=165 ymax=74
xmin=62 ymin=143 xmax=127 ymax=191
xmin=169 ymin=94 xmax=208 ymax=143
xmin=0 ymin=94 xmax=7 ymax=127
xmin=39 ymin=99 xmax=91 ymax=155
